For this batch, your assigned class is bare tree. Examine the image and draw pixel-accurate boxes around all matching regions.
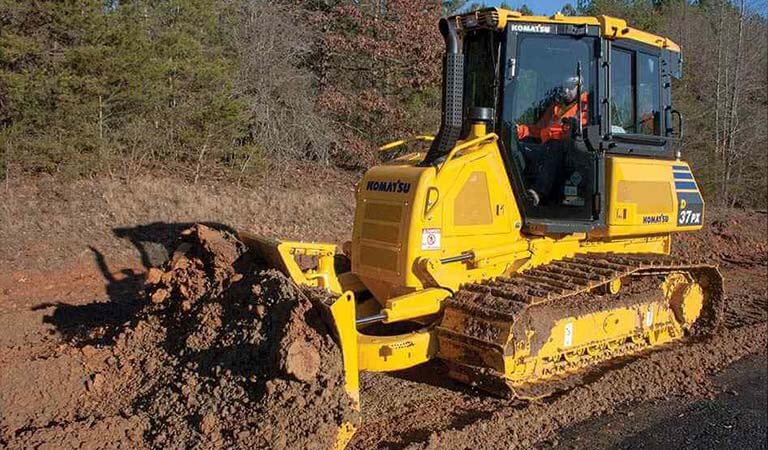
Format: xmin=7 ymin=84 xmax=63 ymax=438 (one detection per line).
xmin=661 ymin=0 xmax=767 ymax=208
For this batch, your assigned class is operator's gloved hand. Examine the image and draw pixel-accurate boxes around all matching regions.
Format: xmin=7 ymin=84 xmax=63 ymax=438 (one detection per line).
xmin=526 ymin=189 xmax=540 ymax=207
xmin=561 ymin=116 xmax=579 ymax=139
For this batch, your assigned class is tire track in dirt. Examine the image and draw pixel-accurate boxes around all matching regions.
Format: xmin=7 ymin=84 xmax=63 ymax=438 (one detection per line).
xmin=401 ymin=292 xmax=767 ymax=450
xmin=349 ymin=367 xmax=503 ymax=449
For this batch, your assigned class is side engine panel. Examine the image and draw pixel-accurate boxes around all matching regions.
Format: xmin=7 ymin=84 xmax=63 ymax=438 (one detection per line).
xmin=595 ymin=156 xmax=704 ymax=238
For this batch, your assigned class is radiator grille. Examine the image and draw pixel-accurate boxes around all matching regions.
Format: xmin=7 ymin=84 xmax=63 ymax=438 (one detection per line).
xmin=364 ymin=202 xmax=402 ymax=223
xmin=361 ymin=222 xmax=400 ymax=244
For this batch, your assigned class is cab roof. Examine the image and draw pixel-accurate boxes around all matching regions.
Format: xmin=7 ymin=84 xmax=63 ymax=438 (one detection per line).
xmin=452 ymin=8 xmax=681 ymax=53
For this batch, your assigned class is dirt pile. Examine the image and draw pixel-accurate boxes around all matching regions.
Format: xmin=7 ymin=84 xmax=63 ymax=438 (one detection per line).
xmin=3 ymin=225 xmax=356 ymax=449
xmin=135 ymin=225 xmax=357 ymax=449
xmin=674 ymin=209 xmax=767 ymax=266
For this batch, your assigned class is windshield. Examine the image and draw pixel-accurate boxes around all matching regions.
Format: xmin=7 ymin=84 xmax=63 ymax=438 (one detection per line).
xmin=463 ymin=30 xmax=502 ymax=119
xmin=508 ymin=35 xmax=597 ymax=133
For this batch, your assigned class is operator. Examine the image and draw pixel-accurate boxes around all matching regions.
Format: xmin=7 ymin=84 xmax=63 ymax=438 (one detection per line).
xmin=517 ymin=76 xmax=588 ymax=143
xmin=518 ymin=76 xmax=588 ymax=206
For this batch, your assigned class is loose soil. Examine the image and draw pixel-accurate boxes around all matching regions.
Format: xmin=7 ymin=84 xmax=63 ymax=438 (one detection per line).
xmin=0 ymin=203 xmax=765 ymax=450
xmin=535 ymin=353 xmax=767 ymax=450
xmin=1 ymin=225 xmax=356 ymax=449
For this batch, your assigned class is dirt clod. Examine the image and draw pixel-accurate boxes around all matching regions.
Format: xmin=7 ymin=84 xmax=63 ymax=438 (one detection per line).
xmin=283 ymin=340 xmax=322 ymax=382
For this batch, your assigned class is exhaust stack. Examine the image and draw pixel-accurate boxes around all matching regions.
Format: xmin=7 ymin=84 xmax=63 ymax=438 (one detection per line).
xmin=423 ymin=18 xmax=463 ymax=164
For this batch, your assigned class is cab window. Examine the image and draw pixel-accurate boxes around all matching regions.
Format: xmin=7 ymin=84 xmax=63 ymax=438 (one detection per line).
xmin=510 ymin=35 xmax=597 ymax=129
xmin=610 ymin=46 xmax=662 ymax=136
xmin=464 ymin=30 xmax=501 ymax=114
xmin=611 ymin=48 xmax=635 ymax=133
xmin=638 ymin=52 xmax=661 ymax=135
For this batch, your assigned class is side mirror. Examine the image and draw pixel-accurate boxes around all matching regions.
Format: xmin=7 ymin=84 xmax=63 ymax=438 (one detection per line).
xmin=671 ymin=109 xmax=684 ymax=139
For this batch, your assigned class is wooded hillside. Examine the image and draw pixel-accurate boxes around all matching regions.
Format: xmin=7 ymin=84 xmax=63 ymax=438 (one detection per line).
xmin=1 ymin=0 xmax=765 ymax=207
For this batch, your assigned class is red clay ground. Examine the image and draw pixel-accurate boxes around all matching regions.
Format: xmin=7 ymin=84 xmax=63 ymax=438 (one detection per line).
xmin=0 ymin=177 xmax=765 ymax=450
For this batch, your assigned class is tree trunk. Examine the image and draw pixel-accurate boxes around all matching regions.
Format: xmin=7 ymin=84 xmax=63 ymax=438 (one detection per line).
xmin=724 ymin=0 xmax=747 ymax=206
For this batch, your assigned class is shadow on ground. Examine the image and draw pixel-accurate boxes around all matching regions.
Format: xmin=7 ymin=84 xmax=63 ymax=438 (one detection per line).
xmin=389 ymin=360 xmax=486 ymax=395
xmin=113 ymin=221 xmax=235 ymax=269
xmin=34 ymin=221 xmax=232 ymax=346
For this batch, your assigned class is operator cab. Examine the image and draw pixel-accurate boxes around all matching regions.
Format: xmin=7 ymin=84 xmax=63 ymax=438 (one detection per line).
xmin=456 ymin=10 xmax=683 ymax=235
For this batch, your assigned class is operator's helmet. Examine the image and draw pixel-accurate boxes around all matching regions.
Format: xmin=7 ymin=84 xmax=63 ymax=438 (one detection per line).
xmin=563 ymin=75 xmax=580 ymax=102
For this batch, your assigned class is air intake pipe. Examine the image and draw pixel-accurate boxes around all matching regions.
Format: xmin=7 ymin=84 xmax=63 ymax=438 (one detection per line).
xmin=423 ymin=18 xmax=463 ymax=165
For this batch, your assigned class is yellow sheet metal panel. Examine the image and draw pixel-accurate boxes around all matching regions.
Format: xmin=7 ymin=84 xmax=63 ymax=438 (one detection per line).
xmin=352 ymin=164 xmax=427 ymax=299
xmin=352 ymin=138 xmax=524 ymax=297
xmin=359 ymin=244 xmax=399 ymax=273
xmin=617 ymin=180 xmax=673 ymax=214
xmin=363 ymin=202 xmax=402 ymax=223
xmin=601 ymin=156 xmax=704 ymax=237
xmin=453 ymin=171 xmax=493 ymax=226
xmin=579 ymin=234 xmax=670 ymax=256
xmin=360 ymin=222 xmax=400 ymax=245
xmin=423 ymin=139 xmax=521 ymax=290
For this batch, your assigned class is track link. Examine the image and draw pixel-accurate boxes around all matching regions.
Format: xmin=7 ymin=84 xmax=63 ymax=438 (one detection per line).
xmin=435 ymin=253 xmax=724 ymax=398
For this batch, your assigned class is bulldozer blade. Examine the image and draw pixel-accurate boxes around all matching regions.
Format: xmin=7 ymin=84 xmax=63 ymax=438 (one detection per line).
xmin=315 ymin=291 xmax=361 ymax=450
xmin=240 ymin=231 xmax=362 ymax=449
xmin=239 ymin=232 xmax=344 ymax=294
xmin=299 ymin=290 xmax=360 ymax=450
xmin=311 ymin=290 xmax=361 ymax=404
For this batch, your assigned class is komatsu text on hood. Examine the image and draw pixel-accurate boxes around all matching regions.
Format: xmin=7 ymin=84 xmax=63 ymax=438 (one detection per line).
xmin=366 ymin=180 xmax=412 ymax=194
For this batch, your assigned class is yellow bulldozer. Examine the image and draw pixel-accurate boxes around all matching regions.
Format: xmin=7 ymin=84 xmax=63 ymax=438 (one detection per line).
xmin=243 ymin=8 xmax=723 ymax=448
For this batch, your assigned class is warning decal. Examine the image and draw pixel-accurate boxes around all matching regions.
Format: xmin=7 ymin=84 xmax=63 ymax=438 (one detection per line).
xmin=421 ymin=228 xmax=441 ymax=250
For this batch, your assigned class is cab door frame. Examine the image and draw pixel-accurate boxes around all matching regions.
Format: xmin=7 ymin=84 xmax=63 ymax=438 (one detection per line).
xmin=603 ymin=39 xmax=679 ymax=159
xmin=498 ymin=23 xmax=608 ymax=235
